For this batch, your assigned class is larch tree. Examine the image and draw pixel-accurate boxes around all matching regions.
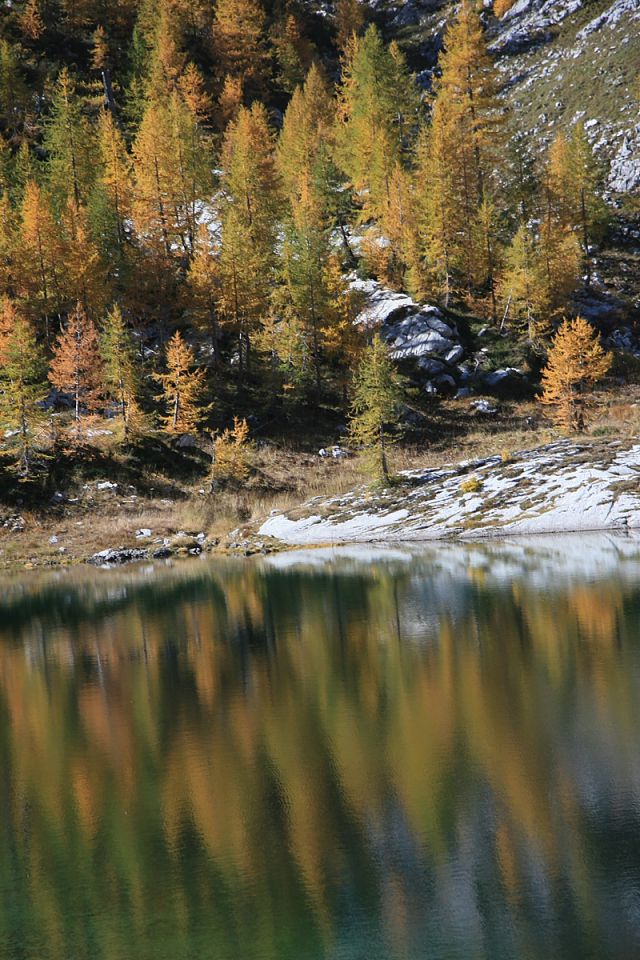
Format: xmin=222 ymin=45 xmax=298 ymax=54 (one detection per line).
xmin=166 ymin=89 xmax=212 ymax=257
xmin=412 ymin=1 xmax=503 ymax=301
xmin=49 ymin=301 xmax=105 ymax=439
xmin=0 ymin=192 xmax=16 ymax=298
xmin=96 ymin=109 xmax=133 ymax=250
xmin=156 ymin=330 xmax=208 ymax=433
xmin=272 ymin=14 xmax=314 ymax=94
xmin=132 ymin=98 xmax=175 ymax=259
xmin=349 ymin=334 xmax=402 ymax=483
xmin=275 ymin=175 xmax=330 ymax=396
xmin=278 ymin=63 xmax=336 ymax=216
xmin=218 ymin=103 xmax=281 ymax=372
xmin=0 ymin=299 xmax=48 ymax=476
xmin=498 ymin=224 xmax=544 ymax=340
xmin=186 ymin=224 xmax=220 ymax=357
xmin=334 ymin=0 xmax=365 ymax=52
xmin=101 ymin=304 xmax=142 ymax=440
xmin=322 ymin=252 xmax=365 ymax=399
xmin=211 ymin=416 xmax=252 ymax=487
xmin=18 ymin=181 xmax=64 ymax=339
xmin=335 ymin=26 xmax=419 ymax=223
xmin=60 ymin=199 xmax=108 ymax=317
xmin=545 ymin=126 xmax=608 ymax=286
xmin=19 ymin=0 xmax=45 ymax=40
xmin=540 ymin=316 xmax=611 ymax=431
xmin=212 ymin=0 xmax=267 ymax=98
xmin=44 ymin=68 xmax=95 ymax=212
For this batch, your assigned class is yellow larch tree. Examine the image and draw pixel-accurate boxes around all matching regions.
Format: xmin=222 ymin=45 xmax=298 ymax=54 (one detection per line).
xmin=218 ymin=103 xmax=281 ymax=372
xmin=411 ymin=1 xmax=503 ymax=301
xmin=540 ymin=316 xmax=611 ymax=431
xmin=156 ymin=331 xmax=208 ymax=433
xmin=212 ymin=0 xmax=267 ymax=98
xmin=17 ymin=181 xmax=65 ymax=339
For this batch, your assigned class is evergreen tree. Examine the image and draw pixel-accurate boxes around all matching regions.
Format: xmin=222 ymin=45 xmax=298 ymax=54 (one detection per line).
xmin=349 ymin=334 xmax=402 ymax=483
xmin=0 ymin=299 xmax=48 ymax=476
xmin=101 ymin=304 xmax=142 ymax=439
xmin=540 ymin=316 xmax=611 ymax=431
xmin=49 ymin=301 xmax=104 ymax=439
xmin=156 ymin=331 xmax=208 ymax=433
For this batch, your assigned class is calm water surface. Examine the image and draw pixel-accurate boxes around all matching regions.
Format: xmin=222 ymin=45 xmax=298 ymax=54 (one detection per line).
xmin=1 ymin=536 xmax=640 ymax=960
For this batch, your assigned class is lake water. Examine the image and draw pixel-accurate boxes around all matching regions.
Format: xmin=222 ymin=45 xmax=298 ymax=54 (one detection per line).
xmin=2 ymin=535 xmax=640 ymax=960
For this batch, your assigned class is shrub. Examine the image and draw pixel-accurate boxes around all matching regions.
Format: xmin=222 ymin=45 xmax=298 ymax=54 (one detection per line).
xmin=460 ymin=475 xmax=483 ymax=493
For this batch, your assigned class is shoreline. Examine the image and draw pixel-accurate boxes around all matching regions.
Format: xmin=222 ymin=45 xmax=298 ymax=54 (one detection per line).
xmin=2 ymin=437 xmax=640 ymax=568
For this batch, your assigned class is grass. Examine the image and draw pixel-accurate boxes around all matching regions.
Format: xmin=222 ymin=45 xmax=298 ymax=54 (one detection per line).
xmin=2 ymin=375 xmax=640 ymax=566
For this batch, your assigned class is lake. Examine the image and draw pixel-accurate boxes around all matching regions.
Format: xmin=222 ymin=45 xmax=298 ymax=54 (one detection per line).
xmin=1 ymin=535 xmax=640 ymax=960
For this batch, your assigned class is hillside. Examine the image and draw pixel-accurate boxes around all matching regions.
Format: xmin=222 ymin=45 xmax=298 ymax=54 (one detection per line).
xmin=0 ymin=0 xmax=638 ymax=554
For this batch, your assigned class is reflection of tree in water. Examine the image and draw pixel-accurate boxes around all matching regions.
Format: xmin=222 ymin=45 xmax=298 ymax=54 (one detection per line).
xmin=0 ymin=556 xmax=639 ymax=959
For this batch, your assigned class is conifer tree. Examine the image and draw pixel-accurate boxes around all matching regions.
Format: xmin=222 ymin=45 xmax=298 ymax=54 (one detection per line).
xmin=218 ymin=103 xmax=281 ymax=370
xmin=96 ymin=109 xmax=133 ymax=249
xmin=272 ymin=14 xmax=313 ymax=94
xmin=0 ymin=192 xmax=16 ymax=298
xmin=132 ymin=99 xmax=174 ymax=258
xmin=211 ymin=416 xmax=251 ymax=486
xmin=49 ymin=302 xmax=104 ymax=439
xmin=44 ymin=68 xmax=95 ymax=211
xmin=335 ymin=26 xmax=419 ymax=222
xmin=146 ymin=1 xmax=186 ymax=100
xmin=0 ymin=299 xmax=48 ymax=476
xmin=101 ymin=305 xmax=142 ymax=440
xmin=349 ymin=334 xmax=402 ymax=482
xmin=0 ymin=39 xmax=29 ymax=134
xmin=217 ymin=74 xmax=243 ymax=128
xmin=186 ymin=224 xmax=220 ymax=356
xmin=278 ymin=63 xmax=336 ymax=215
xmin=411 ymin=2 xmax=503 ymax=298
xmin=322 ymin=253 xmax=365 ymax=397
xmin=18 ymin=181 xmax=64 ymax=338
xmin=60 ymin=199 xmax=108 ymax=317
xmin=540 ymin=316 xmax=611 ymax=431
xmin=212 ymin=0 xmax=267 ymax=96
xmin=19 ymin=0 xmax=44 ymax=40
xmin=362 ymin=162 xmax=414 ymax=288
xmin=178 ymin=63 xmax=213 ymax=124
xmin=545 ymin=127 xmax=608 ymax=286
xmin=156 ymin=331 xmax=208 ymax=433
xmin=334 ymin=0 xmax=365 ymax=52
xmin=498 ymin=224 xmax=543 ymax=340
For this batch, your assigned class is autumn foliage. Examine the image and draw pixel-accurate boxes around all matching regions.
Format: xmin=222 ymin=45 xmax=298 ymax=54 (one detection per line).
xmin=540 ymin=317 xmax=611 ymax=431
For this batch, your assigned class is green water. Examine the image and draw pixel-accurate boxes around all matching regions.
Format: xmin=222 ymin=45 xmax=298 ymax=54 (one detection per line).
xmin=1 ymin=537 xmax=640 ymax=960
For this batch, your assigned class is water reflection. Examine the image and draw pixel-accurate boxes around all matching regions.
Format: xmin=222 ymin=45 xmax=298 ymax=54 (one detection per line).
xmin=1 ymin=536 xmax=640 ymax=959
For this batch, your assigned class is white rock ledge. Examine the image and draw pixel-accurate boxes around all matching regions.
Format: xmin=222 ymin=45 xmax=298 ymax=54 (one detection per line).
xmin=258 ymin=439 xmax=640 ymax=545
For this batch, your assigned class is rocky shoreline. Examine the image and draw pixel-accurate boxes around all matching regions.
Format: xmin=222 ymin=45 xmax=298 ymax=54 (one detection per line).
xmin=258 ymin=438 xmax=640 ymax=546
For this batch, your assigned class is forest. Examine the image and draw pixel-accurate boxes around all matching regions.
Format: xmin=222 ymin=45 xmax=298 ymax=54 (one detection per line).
xmin=0 ymin=0 xmax=632 ymax=507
